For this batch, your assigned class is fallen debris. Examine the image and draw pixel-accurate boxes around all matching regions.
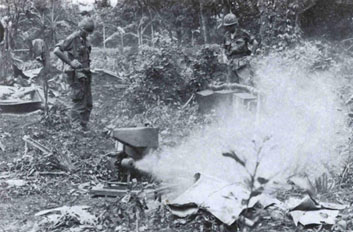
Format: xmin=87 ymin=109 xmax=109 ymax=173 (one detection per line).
xmin=208 ymin=82 xmax=259 ymax=95
xmin=37 ymin=171 xmax=68 ymax=176
xmin=0 ymin=85 xmax=43 ymax=113
xmin=92 ymin=68 xmax=125 ymax=82
xmin=167 ymin=173 xmax=273 ymax=226
xmin=22 ymin=68 xmax=43 ymax=80
xmin=0 ymin=140 xmax=5 ymax=151
xmin=90 ymin=182 xmax=155 ymax=198
xmin=290 ymin=209 xmax=339 ymax=226
xmin=23 ymin=135 xmax=51 ymax=154
xmin=0 ymin=172 xmax=15 ymax=179
xmin=90 ymin=186 xmax=139 ymax=197
xmin=1 ymin=179 xmax=27 ymax=188
xmin=181 ymin=94 xmax=194 ymax=109
xmin=35 ymin=205 xmax=97 ymax=230
xmin=345 ymin=94 xmax=353 ymax=105
xmin=23 ymin=135 xmax=73 ymax=171
xmin=287 ymin=195 xmax=348 ymax=227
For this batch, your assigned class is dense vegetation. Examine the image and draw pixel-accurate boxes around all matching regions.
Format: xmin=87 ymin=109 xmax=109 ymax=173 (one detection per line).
xmin=1 ymin=0 xmax=353 ymax=50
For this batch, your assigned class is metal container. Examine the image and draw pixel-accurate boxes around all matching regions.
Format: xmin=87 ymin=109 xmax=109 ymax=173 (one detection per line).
xmin=0 ymin=88 xmax=43 ymax=113
xmin=196 ymin=89 xmax=236 ymax=114
xmin=112 ymin=127 xmax=159 ymax=161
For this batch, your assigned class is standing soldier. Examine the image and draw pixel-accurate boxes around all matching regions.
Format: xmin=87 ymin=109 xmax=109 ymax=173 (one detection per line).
xmin=54 ymin=17 xmax=95 ymax=131
xmin=223 ymin=13 xmax=258 ymax=84
xmin=0 ymin=16 xmax=13 ymax=84
xmin=1 ymin=16 xmax=13 ymax=50
xmin=32 ymin=38 xmax=50 ymax=116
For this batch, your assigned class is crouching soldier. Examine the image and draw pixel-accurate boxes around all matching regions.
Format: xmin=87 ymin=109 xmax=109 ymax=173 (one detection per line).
xmin=223 ymin=13 xmax=258 ymax=84
xmin=54 ymin=18 xmax=95 ymax=131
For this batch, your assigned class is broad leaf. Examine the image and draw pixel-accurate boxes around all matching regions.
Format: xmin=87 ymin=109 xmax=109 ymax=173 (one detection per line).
xmin=222 ymin=151 xmax=246 ymax=167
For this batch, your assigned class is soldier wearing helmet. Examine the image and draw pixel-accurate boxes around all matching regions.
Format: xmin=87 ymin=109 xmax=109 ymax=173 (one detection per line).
xmin=223 ymin=13 xmax=257 ymax=83
xmin=54 ymin=17 xmax=95 ymax=131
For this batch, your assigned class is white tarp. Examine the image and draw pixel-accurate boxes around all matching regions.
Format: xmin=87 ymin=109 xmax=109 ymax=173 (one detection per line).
xmin=167 ymin=173 xmax=252 ymax=225
xmin=287 ymin=196 xmax=348 ymax=226
xmin=167 ymin=173 xmax=347 ymax=227
xmin=0 ymin=86 xmax=36 ymax=99
xmin=290 ymin=209 xmax=339 ymax=226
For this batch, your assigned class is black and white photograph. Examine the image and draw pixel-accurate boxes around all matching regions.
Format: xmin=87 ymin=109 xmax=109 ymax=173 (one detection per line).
xmin=0 ymin=0 xmax=353 ymax=231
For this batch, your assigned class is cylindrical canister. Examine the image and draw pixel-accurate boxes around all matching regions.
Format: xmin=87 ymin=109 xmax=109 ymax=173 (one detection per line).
xmin=121 ymin=158 xmax=135 ymax=169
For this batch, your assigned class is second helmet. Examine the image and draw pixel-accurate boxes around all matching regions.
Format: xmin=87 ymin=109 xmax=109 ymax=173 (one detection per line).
xmin=224 ymin=13 xmax=238 ymax=26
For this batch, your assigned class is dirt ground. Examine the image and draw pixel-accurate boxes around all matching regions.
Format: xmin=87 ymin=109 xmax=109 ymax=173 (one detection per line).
xmin=0 ymin=75 xmax=207 ymax=232
xmin=0 ymin=75 xmax=116 ymax=231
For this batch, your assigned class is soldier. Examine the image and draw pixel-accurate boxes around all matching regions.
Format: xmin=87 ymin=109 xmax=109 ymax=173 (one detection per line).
xmin=32 ymin=39 xmax=49 ymax=116
xmin=0 ymin=16 xmax=12 ymax=49
xmin=54 ymin=17 xmax=95 ymax=131
xmin=0 ymin=16 xmax=13 ymax=84
xmin=223 ymin=13 xmax=258 ymax=84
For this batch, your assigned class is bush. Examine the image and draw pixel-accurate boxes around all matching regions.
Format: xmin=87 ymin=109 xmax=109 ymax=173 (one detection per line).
xmin=121 ymin=43 xmax=227 ymax=115
xmin=189 ymin=44 xmax=227 ymax=92
xmin=122 ymin=44 xmax=190 ymax=114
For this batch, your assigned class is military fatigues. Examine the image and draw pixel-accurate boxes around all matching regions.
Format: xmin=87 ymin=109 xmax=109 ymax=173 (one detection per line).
xmin=56 ymin=31 xmax=92 ymax=127
xmin=224 ymin=29 xmax=254 ymax=83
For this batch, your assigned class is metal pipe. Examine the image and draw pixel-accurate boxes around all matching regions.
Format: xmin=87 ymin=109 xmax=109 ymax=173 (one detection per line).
xmin=121 ymin=158 xmax=135 ymax=169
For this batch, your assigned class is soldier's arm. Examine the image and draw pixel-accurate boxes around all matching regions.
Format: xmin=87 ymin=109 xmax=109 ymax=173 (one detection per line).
xmin=223 ymin=34 xmax=232 ymax=58
xmin=54 ymin=46 xmax=82 ymax=69
xmin=229 ymin=39 xmax=247 ymax=56
xmin=87 ymin=39 xmax=92 ymax=65
xmin=245 ymin=30 xmax=258 ymax=54
xmin=249 ymin=36 xmax=258 ymax=54
xmin=53 ymin=47 xmax=72 ymax=66
xmin=54 ymin=34 xmax=82 ymax=68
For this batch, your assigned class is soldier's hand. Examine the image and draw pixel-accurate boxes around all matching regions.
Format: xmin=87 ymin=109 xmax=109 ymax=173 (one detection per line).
xmin=70 ymin=59 xmax=83 ymax=69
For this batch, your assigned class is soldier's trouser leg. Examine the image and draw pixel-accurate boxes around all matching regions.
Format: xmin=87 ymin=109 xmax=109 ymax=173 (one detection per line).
xmin=228 ymin=65 xmax=240 ymax=83
xmin=68 ymin=72 xmax=92 ymax=127
xmin=231 ymin=57 xmax=252 ymax=84
xmin=81 ymin=74 xmax=92 ymax=127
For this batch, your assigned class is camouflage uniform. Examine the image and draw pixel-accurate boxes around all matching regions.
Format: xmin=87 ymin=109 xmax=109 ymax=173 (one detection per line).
xmin=224 ymin=29 xmax=254 ymax=83
xmin=55 ymin=31 xmax=92 ymax=127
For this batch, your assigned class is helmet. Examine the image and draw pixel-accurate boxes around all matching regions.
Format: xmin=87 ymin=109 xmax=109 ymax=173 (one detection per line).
xmin=223 ymin=13 xmax=238 ymax=26
xmin=78 ymin=18 xmax=95 ymax=33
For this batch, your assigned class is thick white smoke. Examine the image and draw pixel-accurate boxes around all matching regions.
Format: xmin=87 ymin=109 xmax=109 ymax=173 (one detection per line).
xmin=136 ymin=42 xmax=348 ymax=197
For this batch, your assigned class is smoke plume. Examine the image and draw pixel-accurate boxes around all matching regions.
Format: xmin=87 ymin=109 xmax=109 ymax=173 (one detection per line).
xmin=136 ymin=42 xmax=348 ymax=196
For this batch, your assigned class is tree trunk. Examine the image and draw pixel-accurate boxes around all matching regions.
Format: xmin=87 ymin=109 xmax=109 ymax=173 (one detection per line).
xmin=103 ymin=24 xmax=106 ymax=48
xmin=199 ymin=0 xmax=208 ymax=44
xmin=168 ymin=28 xmax=173 ymax=42
xmin=191 ymin=31 xmax=194 ymax=46
xmin=295 ymin=0 xmax=318 ymax=33
xmin=151 ymin=23 xmax=154 ymax=47
xmin=138 ymin=27 xmax=142 ymax=46
xmin=51 ymin=0 xmax=56 ymax=45
xmin=120 ymin=34 xmax=124 ymax=53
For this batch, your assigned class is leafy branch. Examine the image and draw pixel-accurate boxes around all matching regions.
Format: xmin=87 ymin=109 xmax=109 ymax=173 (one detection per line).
xmin=222 ymin=135 xmax=274 ymax=208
